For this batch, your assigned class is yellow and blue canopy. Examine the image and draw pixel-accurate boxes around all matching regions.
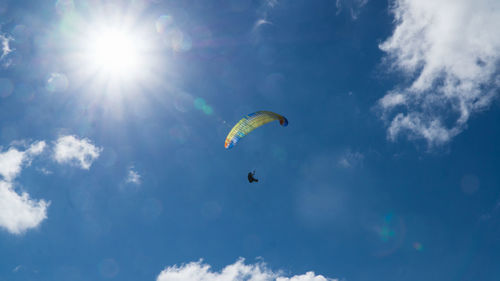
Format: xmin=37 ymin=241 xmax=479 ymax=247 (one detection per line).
xmin=225 ymin=111 xmax=288 ymax=149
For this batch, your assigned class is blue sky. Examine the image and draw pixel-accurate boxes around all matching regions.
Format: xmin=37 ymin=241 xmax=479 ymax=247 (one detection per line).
xmin=1 ymin=0 xmax=500 ymax=280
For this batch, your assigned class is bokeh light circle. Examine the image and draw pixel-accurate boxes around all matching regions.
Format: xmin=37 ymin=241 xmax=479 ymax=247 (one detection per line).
xmin=46 ymin=73 xmax=69 ymax=92
xmin=55 ymin=0 xmax=74 ymax=15
xmin=164 ymin=29 xmax=192 ymax=52
xmin=461 ymin=174 xmax=480 ymax=194
xmin=155 ymin=15 xmax=173 ymax=34
xmin=99 ymin=258 xmax=119 ymax=278
xmin=0 ymin=78 xmax=14 ymax=98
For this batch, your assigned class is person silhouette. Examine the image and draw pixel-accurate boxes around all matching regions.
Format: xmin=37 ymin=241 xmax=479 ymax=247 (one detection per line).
xmin=248 ymin=170 xmax=259 ymax=183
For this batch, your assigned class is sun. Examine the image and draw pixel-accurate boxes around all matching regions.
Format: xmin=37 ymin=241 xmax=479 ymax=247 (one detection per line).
xmin=55 ymin=3 xmax=175 ymax=117
xmin=60 ymin=4 xmax=176 ymax=107
xmin=80 ymin=23 xmax=149 ymax=82
xmin=87 ymin=28 xmax=141 ymax=76
xmin=63 ymin=10 xmax=163 ymax=100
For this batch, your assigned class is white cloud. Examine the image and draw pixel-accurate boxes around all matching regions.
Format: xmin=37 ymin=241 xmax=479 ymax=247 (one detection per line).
xmin=0 ymin=141 xmax=49 ymax=234
xmin=254 ymin=19 xmax=272 ymax=30
xmin=378 ymin=0 xmax=500 ymax=146
xmin=0 ymin=34 xmax=13 ymax=67
xmin=0 ymin=149 xmax=25 ymax=182
xmin=0 ymin=141 xmax=46 ymax=182
xmin=157 ymin=259 xmax=336 ymax=281
xmin=278 ymin=272 xmax=333 ymax=281
xmin=0 ymin=180 xmax=49 ymax=234
xmin=387 ymin=112 xmax=457 ymax=144
xmin=28 ymin=141 xmax=46 ymax=155
xmin=0 ymin=137 xmax=96 ymax=235
xmin=53 ymin=135 xmax=102 ymax=169
xmin=126 ymin=167 xmax=141 ymax=185
xmin=379 ymin=92 xmax=405 ymax=109
xmin=0 ymin=34 xmax=13 ymax=59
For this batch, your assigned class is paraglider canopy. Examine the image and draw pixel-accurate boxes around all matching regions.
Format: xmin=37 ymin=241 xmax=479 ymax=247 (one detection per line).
xmin=225 ymin=111 xmax=288 ymax=149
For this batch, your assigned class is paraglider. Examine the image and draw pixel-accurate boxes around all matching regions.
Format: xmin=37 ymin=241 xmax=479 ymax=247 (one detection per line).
xmin=225 ymin=111 xmax=288 ymax=183
xmin=248 ymin=170 xmax=259 ymax=183
xmin=224 ymin=110 xmax=288 ymax=149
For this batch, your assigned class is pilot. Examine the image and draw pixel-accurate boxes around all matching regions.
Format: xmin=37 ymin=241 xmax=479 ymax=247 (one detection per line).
xmin=248 ymin=170 xmax=259 ymax=183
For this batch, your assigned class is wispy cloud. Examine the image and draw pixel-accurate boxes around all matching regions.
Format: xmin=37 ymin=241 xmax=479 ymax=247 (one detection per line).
xmin=37 ymin=167 xmax=53 ymax=175
xmin=252 ymin=0 xmax=277 ymax=40
xmin=0 ymin=34 xmax=13 ymax=67
xmin=335 ymin=0 xmax=370 ymax=20
xmin=266 ymin=0 xmax=278 ymax=8
xmin=13 ymin=265 xmax=22 ymax=273
xmin=337 ymin=149 xmax=364 ymax=168
xmin=336 ymin=0 xmax=342 ymax=15
xmin=157 ymin=259 xmax=337 ymax=281
xmin=53 ymin=135 xmax=102 ymax=169
xmin=126 ymin=167 xmax=141 ymax=185
xmin=378 ymin=0 xmax=500 ymax=146
xmin=0 ymin=34 xmax=13 ymax=59
xmin=0 ymin=141 xmax=49 ymax=234
xmin=253 ymin=18 xmax=272 ymax=30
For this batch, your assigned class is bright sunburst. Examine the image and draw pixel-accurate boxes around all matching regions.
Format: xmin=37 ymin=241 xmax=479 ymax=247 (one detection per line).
xmin=79 ymin=22 xmax=150 ymax=83
xmin=59 ymin=2 xmax=179 ymax=112
xmin=86 ymin=27 xmax=141 ymax=77
xmin=61 ymin=5 xmax=163 ymax=102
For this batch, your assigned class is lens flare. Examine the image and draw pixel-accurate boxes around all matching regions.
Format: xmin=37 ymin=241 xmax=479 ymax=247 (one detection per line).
xmin=193 ymin=98 xmax=213 ymax=115
xmin=155 ymin=15 xmax=173 ymax=34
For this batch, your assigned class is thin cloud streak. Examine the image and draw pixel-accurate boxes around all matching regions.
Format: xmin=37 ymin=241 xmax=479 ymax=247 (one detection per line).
xmin=338 ymin=149 xmax=364 ymax=168
xmin=335 ymin=0 xmax=370 ymax=20
xmin=254 ymin=18 xmax=272 ymax=30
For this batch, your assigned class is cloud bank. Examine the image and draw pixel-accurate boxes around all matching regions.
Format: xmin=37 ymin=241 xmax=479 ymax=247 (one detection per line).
xmin=157 ymin=259 xmax=336 ymax=281
xmin=53 ymin=135 xmax=102 ymax=169
xmin=378 ymin=0 xmax=500 ymax=146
